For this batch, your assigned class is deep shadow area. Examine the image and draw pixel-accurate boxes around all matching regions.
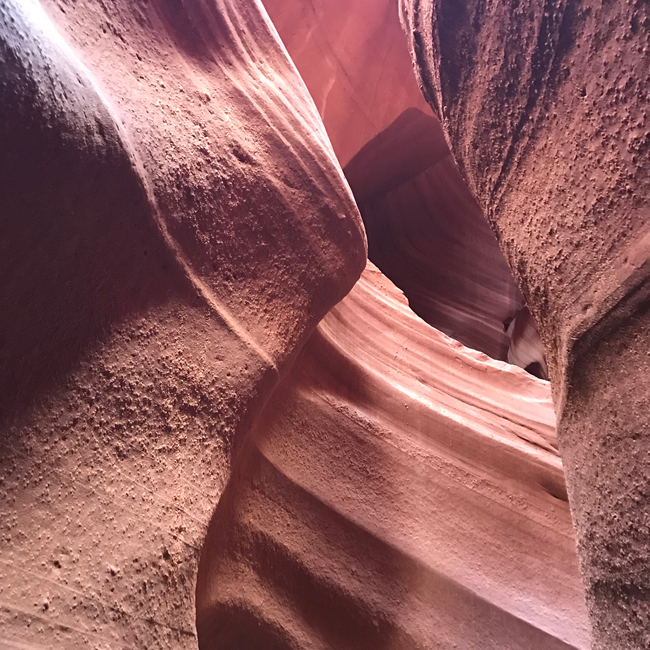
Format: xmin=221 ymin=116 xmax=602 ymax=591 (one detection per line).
xmin=0 ymin=4 xmax=184 ymax=424
xmin=344 ymin=108 xmax=537 ymax=363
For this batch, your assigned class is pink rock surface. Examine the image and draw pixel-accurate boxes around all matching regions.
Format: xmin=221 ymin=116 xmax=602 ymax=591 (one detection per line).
xmin=197 ymin=262 xmax=590 ymax=649
xmin=345 ymin=107 xmax=523 ymax=360
xmin=265 ymin=0 xmax=542 ymax=366
xmin=3 ymin=0 xmax=627 ymax=647
xmin=262 ymin=0 xmax=433 ymax=166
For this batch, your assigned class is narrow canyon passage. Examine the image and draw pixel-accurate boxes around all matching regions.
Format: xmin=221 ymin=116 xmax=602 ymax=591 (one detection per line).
xmin=197 ymin=1 xmax=587 ymax=648
xmin=264 ymin=0 xmax=548 ymax=375
xmin=1 ymin=0 xmax=646 ymax=649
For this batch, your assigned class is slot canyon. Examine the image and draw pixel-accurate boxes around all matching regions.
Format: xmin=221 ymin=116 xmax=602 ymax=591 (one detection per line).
xmin=0 ymin=1 xmax=647 ymax=649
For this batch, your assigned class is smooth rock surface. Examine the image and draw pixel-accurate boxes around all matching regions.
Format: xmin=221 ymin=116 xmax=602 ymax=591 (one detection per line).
xmin=345 ymin=107 xmax=523 ymax=360
xmin=197 ymin=263 xmax=590 ymax=650
xmin=262 ymin=0 xmax=433 ymax=167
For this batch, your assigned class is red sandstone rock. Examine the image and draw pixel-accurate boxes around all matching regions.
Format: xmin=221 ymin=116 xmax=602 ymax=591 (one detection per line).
xmin=197 ymin=262 xmax=590 ymax=649
xmin=262 ymin=0 xmax=433 ymax=167
xmin=264 ymin=0 xmax=543 ymax=367
xmin=345 ymin=107 xmax=523 ymax=360
xmin=507 ymin=307 xmax=549 ymax=380
xmin=400 ymin=0 xmax=650 ymax=646
xmin=4 ymin=0 xmax=638 ymax=648
xmin=0 ymin=1 xmax=364 ymax=647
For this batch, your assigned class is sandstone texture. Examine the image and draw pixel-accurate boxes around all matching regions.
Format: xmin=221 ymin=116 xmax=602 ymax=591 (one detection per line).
xmin=264 ymin=0 xmax=540 ymax=367
xmin=0 ymin=1 xmax=365 ymax=647
xmin=400 ymin=0 xmax=650 ymax=646
xmin=344 ymin=107 xmax=523 ymax=360
xmin=197 ymin=262 xmax=589 ymax=650
xmin=2 ymin=0 xmax=646 ymax=648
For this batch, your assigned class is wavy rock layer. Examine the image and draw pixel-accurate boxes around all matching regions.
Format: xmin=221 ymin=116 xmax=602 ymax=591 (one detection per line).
xmin=197 ymin=263 xmax=590 ymax=650
xmin=0 ymin=1 xmax=365 ymax=648
xmin=264 ymin=0 xmax=543 ymax=367
xmin=400 ymin=0 xmax=650 ymax=646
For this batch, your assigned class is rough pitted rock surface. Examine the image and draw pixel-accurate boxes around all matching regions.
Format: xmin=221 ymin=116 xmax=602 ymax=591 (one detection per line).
xmin=0 ymin=1 xmax=365 ymax=647
xmin=400 ymin=0 xmax=650 ymax=647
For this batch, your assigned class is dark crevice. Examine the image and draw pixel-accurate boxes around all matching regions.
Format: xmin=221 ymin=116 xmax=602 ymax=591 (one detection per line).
xmin=344 ymin=108 xmax=547 ymax=377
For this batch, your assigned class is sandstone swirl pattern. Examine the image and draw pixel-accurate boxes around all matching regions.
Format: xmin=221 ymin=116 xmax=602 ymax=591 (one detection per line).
xmin=1 ymin=0 xmax=628 ymax=648
xmin=197 ymin=263 xmax=590 ymax=650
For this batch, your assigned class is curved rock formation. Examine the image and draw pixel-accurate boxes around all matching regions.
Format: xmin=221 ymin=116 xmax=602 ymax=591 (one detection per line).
xmin=197 ymin=262 xmax=590 ymax=649
xmin=264 ymin=0 xmax=544 ymax=368
xmin=0 ymin=1 xmax=365 ymax=647
xmin=400 ymin=0 xmax=650 ymax=647
xmin=4 ymin=0 xmax=643 ymax=647
xmin=507 ymin=307 xmax=549 ymax=380
xmin=344 ymin=107 xmax=523 ymax=360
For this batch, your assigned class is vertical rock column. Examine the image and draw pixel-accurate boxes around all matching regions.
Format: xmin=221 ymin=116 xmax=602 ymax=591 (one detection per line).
xmin=0 ymin=0 xmax=365 ymax=647
xmin=400 ymin=0 xmax=650 ymax=647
